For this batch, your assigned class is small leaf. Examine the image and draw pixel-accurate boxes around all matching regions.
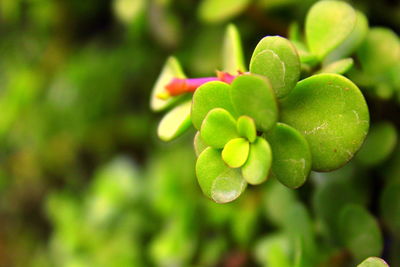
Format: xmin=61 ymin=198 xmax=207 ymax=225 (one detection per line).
xmin=305 ymin=0 xmax=356 ymax=59
xmin=242 ymin=137 xmax=272 ymax=185
xmin=355 ymin=122 xmax=398 ymax=166
xmin=280 ymin=73 xmax=369 ymax=171
xmin=357 ymin=257 xmax=389 ymax=267
xmin=237 ymin=116 xmax=256 ymax=142
xmin=151 ymin=57 xmax=186 ymax=111
xmin=198 ymin=0 xmax=250 ymax=24
xmin=264 ymin=123 xmax=311 ymax=188
xmin=196 ymin=147 xmax=247 ymax=203
xmin=250 ymin=36 xmax=300 ymax=98
xmin=319 ymin=58 xmax=354 ymax=75
xmin=339 ymin=204 xmax=383 ymax=262
xmin=200 ymin=108 xmax=239 ymax=148
xmin=192 ymin=81 xmax=237 ymax=130
xmin=194 ymin=131 xmax=208 ymax=157
xmin=157 ymin=101 xmax=192 ymax=141
xmin=223 ymin=24 xmax=246 ymax=73
xmin=231 ymin=74 xmax=278 ymax=132
xmin=358 ymin=27 xmax=400 ymax=74
xmin=222 ymin=138 xmax=250 ymax=168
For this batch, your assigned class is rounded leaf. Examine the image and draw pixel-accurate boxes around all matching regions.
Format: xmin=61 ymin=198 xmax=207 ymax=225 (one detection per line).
xmin=280 ymin=73 xmax=369 ymax=171
xmin=357 ymin=257 xmax=389 ymax=267
xmin=157 ymin=101 xmax=192 ymax=141
xmin=358 ymin=27 xmax=400 ymax=74
xmin=222 ymin=138 xmax=250 ymax=168
xmin=250 ymin=36 xmax=300 ymax=98
xmin=339 ymin=204 xmax=383 ymax=262
xmin=264 ymin=123 xmax=311 ymax=188
xmin=200 ymin=108 xmax=239 ymax=149
xmin=237 ymin=116 xmax=256 ymax=143
xmin=192 ymin=81 xmax=237 ymax=130
xmin=242 ymin=137 xmax=272 ymax=185
xmin=196 ymin=147 xmax=247 ymax=203
xmin=306 ymin=0 xmax=356 ymax=59
xmin=151 ymin=57 xmax=185 ymax=111
xmin=231 ymin=74 xmax=278 ymax=132
xmin=355 ymin=122 xmax=397 ymax=167
xmin=223 ymin=24 xmax=246 ymax=73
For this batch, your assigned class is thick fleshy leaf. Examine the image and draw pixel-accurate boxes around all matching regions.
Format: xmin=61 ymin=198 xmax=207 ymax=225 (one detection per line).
xmin=194 ymin=131 xmax=208 ymax=157
xmin=280 ymin=73 xmax=369 ymax=171
xmin=192 ymin=81 xmax=237 ymax=130
xmin=222 ymin=138 xmax=249 ymax=168
xmin=250 ymin=50 xmax=285 ymax=94
xmin=223 ymin=24 xmax=246 ymax=73
xmin=357 ymin=257 xmax=389 ymax=267
xmin=198 ymin=0 xmax=250 ymax=23
xmin=196 ymin=147 xmax=247 ymax=203
xmin=242 ymin=137 xmax=272 ymax=185
xmin=355 ymin=122 xmax=397 ymax=166
xmin=200 ymin=108 xmax=239 ymax=148
xmin=325 ymin=11 xmax=369 ymax=63
xmin=357 ymin=27 xmax=400 ymax=74
xmin=231 ymin=74 xmax=278 ymax=132
xmin=250 ymin=36 xmax=300 ymax=98
xmin=319 ymin=58 xmax=354 ymax=75
xmin=264 ymin=123 xmax=311 ymax=188
xmin=237 ymin=116 xmax=256 ymax=142
xmin=151 ymin=57 xmax=185 ymax=111
xmin=305 ymin=0 xmax=356 ymax=59
xmin=157 ymin=101 xmax=192 ymax=141
xmin=339 ymin=204 xmax=383 ymax=262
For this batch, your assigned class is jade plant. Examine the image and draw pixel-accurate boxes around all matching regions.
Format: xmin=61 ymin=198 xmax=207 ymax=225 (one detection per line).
xmin=151 ymin=0 xmax=371 ymax=203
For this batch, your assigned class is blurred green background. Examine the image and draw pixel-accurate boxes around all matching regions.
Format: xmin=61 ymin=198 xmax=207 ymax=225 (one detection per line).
xmin=0 ymin=0 xmax=399 ymax=266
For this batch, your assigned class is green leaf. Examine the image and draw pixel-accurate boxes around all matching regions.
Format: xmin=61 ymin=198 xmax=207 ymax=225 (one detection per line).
xmin=198 ymin=0 xmax=250 ymax=24
xmin=194 ymin=131 xmax=208 ymax=157
xmin=236 ymin=116 xmax=256 ymax=142
xmin=242 ymin=137 xmax=272 ymax=185
xmin=151 ymin=57 xmax=185 ymax=111
xmin=357 ymin=257 xmax=389 ymax=267
xmin=222 ymin=138 xmax=249 ymax=168
xmin=223 ymin=24 xmax=246 ymax=73
xmin=196 ymin=147 xmax=247 ymax=203
xmin=318 ymin=58 xmax=354 ymax=75
xmin=231 ymin=74 xmax=278 ymax=132
xmin=192 ymin=81 xmax=237 ymax=130
xmin=200 ymin=108 xmax=239 ymax=149
xmin=325 ymin=11 xmax=369 ymax=63
xmin=280 ymin=73 xmax=369 ymax=171
xmin=264 ymin=123 xmax=311 ymax=189
xmin=357 ymin=27 xmax=400 ymax=74
xmin=305 ymin=0 xmax=356 ymax=60
xmin=355 ymin=122 xmax=398 ymax=167
xmin=250 ymin=36 xmax=300 ymax=98
xmin=157 ymin=101 xmax=192 ymax=141
xmin=254 ymin=234 xmax=292 ymax=267
xmin=380 ymin=182 xmax=400 ymax=236
xmin=339 ymin=204 xmax=383 ymax=262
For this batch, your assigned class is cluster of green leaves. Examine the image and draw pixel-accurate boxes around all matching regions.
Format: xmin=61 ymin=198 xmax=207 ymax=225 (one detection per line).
xmin=151 ymin=0 xmax=370 ymax=203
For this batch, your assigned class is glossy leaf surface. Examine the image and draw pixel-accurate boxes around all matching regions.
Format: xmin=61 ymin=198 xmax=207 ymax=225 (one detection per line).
xmin=280 ymin=73 xmax=369 ymax=171
xmin=200 ymin=108 xmax=239 ymax=149
xmin=265 ymin=123 xmax=311 ymax=188
xmin=222 ymin=138 xmax=249 ymax=168
xmin=242 ymin=137 xmax=272 ymax=185
xmin=231 ymin=75 xmax=278 ymax=132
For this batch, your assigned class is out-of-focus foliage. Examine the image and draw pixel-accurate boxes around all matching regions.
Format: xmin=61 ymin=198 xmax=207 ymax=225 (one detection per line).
xmin=0 ymin=0 xmax=399 ymax=266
